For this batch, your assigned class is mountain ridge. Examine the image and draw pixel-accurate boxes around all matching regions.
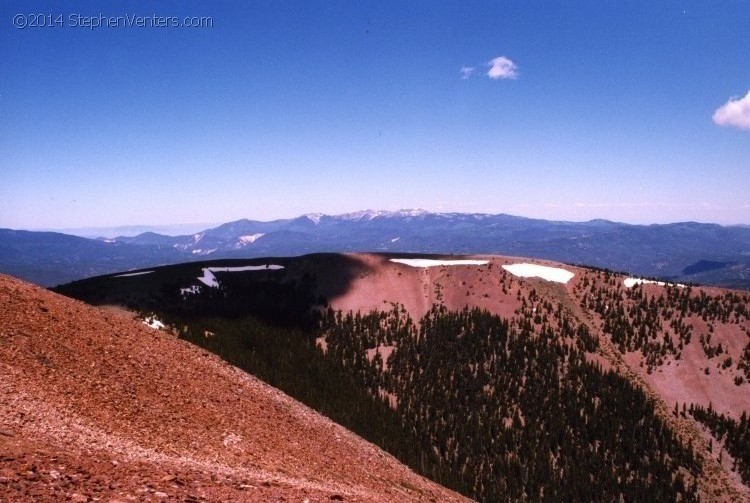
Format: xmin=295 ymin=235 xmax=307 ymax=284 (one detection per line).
xmin=3 ymin=209 xmax=750 ymax=288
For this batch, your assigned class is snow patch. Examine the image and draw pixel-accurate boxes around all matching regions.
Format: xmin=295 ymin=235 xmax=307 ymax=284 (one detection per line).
xmin=208 ymin=265 xmax=284 ymax=272
xmin=340 ymin=210 xmax=384 ymax=221
xmin=396 ymin=209 xmax=430 ymax=218
xmin=192 ymin=248 xmax=218 ymax=255
xmin=502 ymin=263 xmax=574 ymax=284
xmin=197 ymin=269 xmax=219 ymax=287
xmin=340 ymin=209 xmax=430 ymax=221
xmin=113 ymin=271 xmax=154 ymax=278
xmin=180 ymin=285 xmax=202 ymax=296
xmin=304 ymin=213 xmax=324 ymax=224
xmin=390 ymin=258 xmax=489 ymax=268
xmin=623 ymin=277 xmax=685 ymax=288
xmin=237 ymin=233 xmax=265 ymax=245
xmin=196 ymin=265 xmax=285 ymax=288
xmin=142 ymin=315 xmax=165 ymax=330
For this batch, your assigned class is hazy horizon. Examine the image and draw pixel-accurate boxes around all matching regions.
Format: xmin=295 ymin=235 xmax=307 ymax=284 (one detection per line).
xmin=3 ymin=2 xmax=748 ymax=229
xmin=15 ymin=208 xmax=750 ymax=240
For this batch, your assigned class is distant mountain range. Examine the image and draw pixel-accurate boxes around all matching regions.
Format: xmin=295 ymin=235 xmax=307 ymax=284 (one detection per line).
xmin=2 ymin=209 xmax=750 ymax=288
xmin=36 ymin=222 xmax=218 ymax=239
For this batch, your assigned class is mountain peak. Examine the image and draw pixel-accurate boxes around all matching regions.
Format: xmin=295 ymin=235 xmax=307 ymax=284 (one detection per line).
xmin=302 ymin=213 xmax=325 ymax=224
xmin=336 ymin=209 xmax=432 ymax=221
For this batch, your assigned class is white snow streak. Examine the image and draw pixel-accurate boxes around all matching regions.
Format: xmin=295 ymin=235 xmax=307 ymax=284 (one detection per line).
xmin=113 ymin=271 xmax=154 ymax=278
xmin=623 ymin=277 xmax=685 ymax=288
xmin=197 ymin=269 xmax=219 ymax=287
xmin=208 ymin=265 xmax=284 ymax=272
xmin=390 ymin=258 xmax=489 ymax=268
xmin=196 ymin=265 xmax=285 ymax=288
xmin=142 ymin=316 xmax=165 ymax=330
xmin=502 ymin=263 xmax=574 ymax=284
xmin=305 ymin=213 xmax=324 ymax=224
xmin=238 ymin=233 xmax=265 ymax=245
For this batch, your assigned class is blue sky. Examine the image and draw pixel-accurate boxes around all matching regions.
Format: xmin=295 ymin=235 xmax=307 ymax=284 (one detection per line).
xmin=2 ymin=1 xmax=749 ymax=229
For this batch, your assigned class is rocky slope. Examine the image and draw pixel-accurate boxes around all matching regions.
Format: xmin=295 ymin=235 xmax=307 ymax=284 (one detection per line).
xmin=0 ymin=274 xmax=468 ymax=502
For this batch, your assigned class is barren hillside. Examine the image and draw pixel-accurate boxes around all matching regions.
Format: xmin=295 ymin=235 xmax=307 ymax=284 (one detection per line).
xmin=0 ymin=274 xmax=468 ymax=502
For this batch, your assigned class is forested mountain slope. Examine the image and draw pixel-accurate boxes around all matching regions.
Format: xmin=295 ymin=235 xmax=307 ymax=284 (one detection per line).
xmin=55 ymin=253 xmax=750 ymax=501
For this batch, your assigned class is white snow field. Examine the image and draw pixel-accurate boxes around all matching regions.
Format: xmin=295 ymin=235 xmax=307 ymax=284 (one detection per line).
xmin=623 ymin=277 xmax=685 ymax=288
xmin=197 ymin=269 xmax=220 ymax=287
xmin=502 ymin=263 xmax=575 ymax=284
xmin=237 ymin=233 xmax=265 ymax=245
xmin=113 ymin=271 xmax=154 ymax=278
xmin=142 ymin=315 xmax=165 ymax=330
xmin=196 ymin=265 xmax=285 ymax=288
xmin=208 ymin=265 xmax=284 ymax=272
xmin=390 ymin=258 xmax=490 ymax=268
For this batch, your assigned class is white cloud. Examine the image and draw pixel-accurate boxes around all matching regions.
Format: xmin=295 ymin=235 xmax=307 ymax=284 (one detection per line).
xmin=460 ymin=66 xmax=474 ymax=80
xmin=486 ymin=56 xmax=518 ymax=80
xmin=712 ymin=90 xmax=750 ymax=130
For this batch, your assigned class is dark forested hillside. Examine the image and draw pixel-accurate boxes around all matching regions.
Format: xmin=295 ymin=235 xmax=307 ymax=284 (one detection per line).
xmin=124 ymin=299 xmax=703 ymax=501
xmin=689 ymin=404 xmax=750 ymax=485
xmin=316 ymin=305 xmax=700 ymax=502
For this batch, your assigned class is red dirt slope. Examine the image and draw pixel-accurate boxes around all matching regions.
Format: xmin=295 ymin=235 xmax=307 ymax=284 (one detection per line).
xmin=0 ymin=274 xmax=468 ymax=503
